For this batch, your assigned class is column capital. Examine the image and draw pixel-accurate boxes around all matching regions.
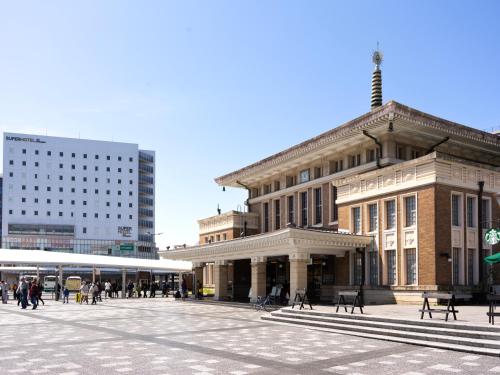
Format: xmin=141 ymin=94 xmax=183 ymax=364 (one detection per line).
xmin=214 ymin=259 xmax=228 ymax=266
xmin=289 ymin=252 xmax=309 ymax=262
xmin=251 ymin=256 xmax=267 ymax=264
xmin=192 ymin=262 xmax=205 ymax=268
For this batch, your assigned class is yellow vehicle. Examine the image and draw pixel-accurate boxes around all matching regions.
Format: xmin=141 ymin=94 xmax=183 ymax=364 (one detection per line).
xmin=65 ymin=276 xmax=82 ymax=292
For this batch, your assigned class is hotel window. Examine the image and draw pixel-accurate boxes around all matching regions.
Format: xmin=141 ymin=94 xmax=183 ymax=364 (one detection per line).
xmin=386 ymin=250 xmax=396 ymax=285
xmin=9 ymin=160 xmax=13 ymax=165
xmin=468 ymin=248 xmax=475 ymax=286
xmin=47 ymin=211 xmax=51 ymax=216
xmin=59 ymin=212 xmax=63 ymax=217
xmin=35 ymin=150 xmax=39 ymax=155
xmin=451 ymin=194 xmax=461 ymax=227
xmin=83 ymin=153 xmax=87 ymax=158
xmin=353 ymin=252 xmax=363 ymax=285
xmin=263 ymin=184 xmax=271 ymax=195
xmin=314 ymin=188 xmax=322 ymax=225
xmin=118 ymin=156 xmax=122 ymax=161
xmin=404 ymin=196 xmax=416 ymax=227
xmin=21 ymin=210 xmax=26 ymax=215
xmin=107 ymin=155 xmax=110 ymax=160
xmin=300 ymin=191 xmax=308 ymax=227
xmin=481 ymin=199 xmax=491 ymax=228
xmin=349 ymin=154 xmax=361 ymax=168
xmin=71 ymin=164 xmax=75 ymax=170
xmin=287 ymin=196 xmax=294 ymax=224
xmin=406 ymin=248 xmax=417 ymax=284
xmin=59 ymin=199 xmax=63 ymax=204
xmin=22 ymin=197 xmax=26 ymax=203
xmin=223 ymin=233 xmax=227 ymax=240
xmin=71 ymin=153 xmax=75 ymax=158
xmin=34 ymin=211 xmax=38 ymax=216
xmin=59 ymin=163 xmax=63 ymax=169
xmin=368 ymin=203 xmax=378 ymax=232
xmin=95 ymin=166 xmax=99 ymax=171
xmin=466 ymin=196 xmax=476 ymax=228
xmin=22 ymin=149 xmax=26 ymax=154
xmin=35 ymin=162 xmax=39 ymax=167
xmin=352 ymin=207 xmax=361 ymax=234
xmin=452 ymin=247 xmax=461 ymax=285
xmin=47 ymin=199 xmax=51 ymax=204
xmin=367 ymin=149 xmax=376 ymax=162
xmin=263 ymin=203 xmax=269 ymax=233
xmin=274 ymin=200 xmax=281 ymax=230
xmin=331 ymin=186 xmax=338 ymax=222
xmin=330 ymin=159 xmax=344 ymax=173
xmin=59 ymin=152 xmax=63 ymax=157
xmin=314 ymin=166 xmax=322 ymax=179
xmin=299 ymin=169 xmax=310 ymax=183
xmin=95 ymin=154 xmax=99 ymax=159
xmin=129 ymin=157 xmax=133 ymax=162
xmin=204 ymin=236 xmax=209 ymax=244
xmin=47 ymin=151 xmax=51 ymax=156
xmin=118 ymin=168 xmax=122 ymax=173
xmin=22 ymin=161 xmax=26 ymax=166
xmin=83 ymin=227 xmax=87 ymax=234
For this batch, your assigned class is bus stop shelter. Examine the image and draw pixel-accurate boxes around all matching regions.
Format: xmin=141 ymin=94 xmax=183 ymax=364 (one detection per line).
xmin=0 ymin=249 xmax=192 ymax=297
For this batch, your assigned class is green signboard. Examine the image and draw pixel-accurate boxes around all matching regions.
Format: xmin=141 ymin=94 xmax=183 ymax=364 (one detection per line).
xmin=120 ymin=243 xmax=135 ymax=252
xmin=485 ymin=228 xmax=500 ymax=246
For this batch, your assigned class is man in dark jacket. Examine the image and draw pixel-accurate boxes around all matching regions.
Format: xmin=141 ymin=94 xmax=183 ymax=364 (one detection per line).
xmin=29 ymin=281 xmax=39 ymax=310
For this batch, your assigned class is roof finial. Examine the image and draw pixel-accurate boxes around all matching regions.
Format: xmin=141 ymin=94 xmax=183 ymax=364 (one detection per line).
xmin=371 ymin=43 xmax=383 ymax=109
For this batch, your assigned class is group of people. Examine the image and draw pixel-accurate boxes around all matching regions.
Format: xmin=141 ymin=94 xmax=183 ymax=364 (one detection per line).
xmin=126 ymin=280 xmax=169 ymax=298
xmin=3 ymin=277 xmax=46 ymax=310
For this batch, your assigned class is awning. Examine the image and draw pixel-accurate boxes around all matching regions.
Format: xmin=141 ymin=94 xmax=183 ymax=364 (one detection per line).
xmin=0 ymin=249 xmax=192 ymax=272
xmin=484 ymin=252 xmax=500 ymax=265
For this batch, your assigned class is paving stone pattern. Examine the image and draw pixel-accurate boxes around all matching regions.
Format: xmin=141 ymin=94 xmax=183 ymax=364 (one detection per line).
xmin=0 ymin=298 xmax=498 ymax=374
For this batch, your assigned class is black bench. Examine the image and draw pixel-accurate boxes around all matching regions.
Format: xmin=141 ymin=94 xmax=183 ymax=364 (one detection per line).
xmin=335 ymin=290 xmax=363 ymax=314
xmin=291 ymin=288 xmax=312 ymax=310
xmin=487 ymin=294 xmax=500 ymax=325
xmin=419 ymin=292 xmax=472 ymax=322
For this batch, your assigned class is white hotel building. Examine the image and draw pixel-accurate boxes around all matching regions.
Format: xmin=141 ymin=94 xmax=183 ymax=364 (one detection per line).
xmin=1 ymin=133 xmax=156 ymax=258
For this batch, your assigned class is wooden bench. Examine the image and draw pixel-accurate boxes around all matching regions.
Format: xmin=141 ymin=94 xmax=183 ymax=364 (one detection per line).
xmin=419 ymin=292 xmax=472 ymax=322
xmin=487 ymin=294 xmax=500 ymax=325
xmin=291 ymin=288 xmax=312 ymax=310
xmin=335 ymin=290 xmax=363 ymax=314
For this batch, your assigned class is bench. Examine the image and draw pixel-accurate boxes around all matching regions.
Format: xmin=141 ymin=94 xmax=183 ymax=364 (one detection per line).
xmin=335 ymin=290 xmax=363 ymax=314
xmin=419 ymin=292 xmax=472 ymax=322
xmin=291 ymin=288 xmax=312 ymax=310
xmin=487 ymin=294 xmax=500 ymax=325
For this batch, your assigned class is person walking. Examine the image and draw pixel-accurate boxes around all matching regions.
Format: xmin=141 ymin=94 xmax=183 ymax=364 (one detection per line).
xmin=80 ymin=282 xmax=89 ymax=304
xmin=142 ymin=282 xmax=148 ymax=298
xmin=19 ymin=278 xmax=29 ymax=309
xmin=149 ymin=282 xmax=156 ymax=298
xmin=91 ymin=283 xmax=98 ymax=305
xmin=104 ymin=280 xmax=111 ymax=299
xmin=127 ymin=281 xmax=134 ymax=298
xmin=55 ymin=281 xmax=61 ymax=301
xmin=97 ymin=281 xmax=103 ymax=302
xmin=12 ymin=283 xmax=18 ymax=303
xmin=63 ymin=286 xmax=69 ymax=303
xmin=29 ymin=281 xmax=39 ymax=310
xmin=181 ymin=277 xmax=187 ymax=301
xmin=0 ymin=281 xmax=8 ymax=304
xmin=36 ymin=281 xmax=45 ymax=306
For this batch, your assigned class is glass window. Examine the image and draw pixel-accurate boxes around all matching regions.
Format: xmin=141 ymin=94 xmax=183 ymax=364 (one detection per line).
xmin=406 ymin=249 xmax=417 ymax=284
xmin=274 ymin=200 xmax=280 ymax=230
xmin=300 ymin=191 xmax=308 ymax=227
xmin=353 ymin=252 xmax=363 ymax=285
xmin=386 ymin=200 xmax=396 ymax=229
xmin=482 ymin=199 xmax=491 ymax=229
xmin=287 ymin=196 xmax=294 ymax=225
xmin=352 ymin=207 xmax=361 ymax=234
xmin=467 ymin=197 xmax=476 ymax=228
xmin=314 ymin=188 xmax=322 ymax=225
xmin=451 ymin=194 xmax=461 ymax=227
xmin=263 ymin=203 xmax=269 ymax=233
xmin=299 ymin=169 xmax=310 ymax=183
xmin=386 ymin=250 xmax=396 ymax=285
xmin=368 ymin=203 xmax=378 ymax=232
xmin=467 ymin=248 xmax=475 ymax=286
xmin=404 ymin=196 xmax=416 ymax=227
xmin=452 ymin=247 xmax=461 ymax=285
xmin=369 ymin=251 xmax=378 ymax=286
xmin=331 ymin=186 xmax=338 ymax=222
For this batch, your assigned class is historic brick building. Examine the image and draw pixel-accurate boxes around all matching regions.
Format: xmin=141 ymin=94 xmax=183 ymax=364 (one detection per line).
xmin=161 ymin=52 xmax=500 ymax=304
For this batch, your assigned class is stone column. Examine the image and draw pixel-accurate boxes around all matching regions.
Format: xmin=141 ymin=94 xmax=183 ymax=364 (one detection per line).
xmin=122 ymin=269 xmax=127 ymax=299
xmin=289 ymin=252 xmax=309 ymax=304
xmin=250 ymin=256 xmax=267 ymax=303
xmin=214 ymin=260 xmax=228 ymax=301
xmin=193 ymin=262 xmax=204 ymax=299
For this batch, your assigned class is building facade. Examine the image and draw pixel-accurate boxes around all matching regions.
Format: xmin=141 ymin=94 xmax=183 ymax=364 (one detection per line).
xmin=161 ymin=56 xmax=500 ymax=304
xmin=2 ymin=133 xmax=156 ymax=258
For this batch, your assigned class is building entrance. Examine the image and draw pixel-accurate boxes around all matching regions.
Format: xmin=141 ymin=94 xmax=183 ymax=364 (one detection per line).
xmin=308 ymin=255 xmax=336 ymax=303
xmin=232 ymin=259 xmax=251 ymax=302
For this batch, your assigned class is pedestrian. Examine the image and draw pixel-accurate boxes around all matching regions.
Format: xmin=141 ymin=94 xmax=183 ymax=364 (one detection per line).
xmin=181 ymin=277 xmax=187 ymax=301
xmin=142 ymin=282 xmax=148 ymax=298
xmin=37 ymin=281 xmax=45 ymax=306
xmin=197 ymin=280 xmax=202 ymax=300
xmin=162 ymin=282 xmax=168 ymax=298
xmin=63 ymin=286 xmax=69 ymax=303
xmin=105 ymin=280 xmax=111 ymax=299
xmin=55 ymin=281 xmax=61 ymax=301
xmin=29 ymin=280 xmax=39 ymax=310
xmin=91 ymin=283 xmax=98 ymax=305
xmin=19 ymin=277 xmax=29 ymax=309
xmin=80 ymin=281 xmax=89 ymax=304
xmin=97 ymin=281 xmax=103 ymax=302
xmin=12 ymin=283 xmax=17 ymax=302
xmin=127 ymin=281 xmax=134 ymax=298
xmin=149 ymin=282 xmax=156 ymax=298
xmin=0 ymin=281 xmax=8 ymax=304
xmin=136 ymin=283 xmax=142 ymax=298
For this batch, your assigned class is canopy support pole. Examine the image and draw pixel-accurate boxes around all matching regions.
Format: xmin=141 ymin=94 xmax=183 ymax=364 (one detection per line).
xmin=36 ymin=265 xmax=40 ymax=280
xmin=58 ymin=266 xmax=63 ymax=302
xmin=122 ymin=269 xmax=126 ymax=299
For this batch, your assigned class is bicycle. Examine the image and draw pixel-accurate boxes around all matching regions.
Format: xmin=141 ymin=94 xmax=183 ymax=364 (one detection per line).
xmin=253 ymin=295 xmax=272 ymax=312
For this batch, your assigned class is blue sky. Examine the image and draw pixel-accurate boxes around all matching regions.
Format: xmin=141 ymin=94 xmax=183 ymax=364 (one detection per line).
xmin=1 ymin=1 xmax=499 ymax=249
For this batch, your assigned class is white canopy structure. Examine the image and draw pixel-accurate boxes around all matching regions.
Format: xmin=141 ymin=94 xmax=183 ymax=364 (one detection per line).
xmin=0 ymin=249 xmax=192 ymax=272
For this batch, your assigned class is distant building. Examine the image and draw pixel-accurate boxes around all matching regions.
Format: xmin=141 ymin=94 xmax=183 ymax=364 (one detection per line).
xmin=162 ymin=51 xmax=500 ymax=304
xmin=2 ymin=133 xmax=156 ymax=258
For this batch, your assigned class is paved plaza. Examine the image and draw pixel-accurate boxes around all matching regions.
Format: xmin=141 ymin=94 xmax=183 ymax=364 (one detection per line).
xmin=0 ymin=298 xmax=498 ymax=375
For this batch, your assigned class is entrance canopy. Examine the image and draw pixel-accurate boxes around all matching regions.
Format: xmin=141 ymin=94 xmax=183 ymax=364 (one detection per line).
xmin=160 ymin=227 xmax=373 ymax=263
xmin=0 ymin=249 xmax=192 ymax=272
xmin=484 ymin=252 xmax=500 ymax=265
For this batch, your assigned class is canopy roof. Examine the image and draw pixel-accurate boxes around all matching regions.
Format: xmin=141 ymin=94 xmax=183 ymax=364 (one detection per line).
xmin=0 ymin=249 xmax=192 ymax=272
xmin=484 ymin=252 xmax=500 ymax=265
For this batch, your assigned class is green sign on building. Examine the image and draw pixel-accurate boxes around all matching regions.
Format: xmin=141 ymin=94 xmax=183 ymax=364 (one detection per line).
xmin=485 ymin=228 xmax=500 ymax=246
xmin=120 ymin=243 xmax=135 ymax=252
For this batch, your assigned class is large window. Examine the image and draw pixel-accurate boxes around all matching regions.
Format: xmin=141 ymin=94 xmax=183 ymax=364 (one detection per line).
xmin=331 ymin=186 xmax=338 ymax=222
xmin=451 ymin=194 xmax=461 ymax=227
xmin=386 ymin=200 xmax=396 ymax=230
xmin=386 ymin=250 xmax=396 ymax=285
xmin=368 ymin=203 xmax=378 ymax=232
xmin=263 ymin=203 xmax=269 ymax=233
xmin=314 ymin=188 xmax=322 ymax=225
xmin=404 ymin=196 xmax=416 ymax=227
xmin=300 ymin=192 xmax=308 ymax=227
xmin=482 ymin=199 xmax=491 ymax=229
xmin=352 ymin=207 xmax=361 ymax=234
xmin=353 ymin=252 xmax=363 ymax=285
xmin=287 ymin=196 xmax=294 ymax=225
xmin=274 ymin=200 xmax=281 ymax=230
xmin=406 ymin=248 xmax=417 ymax=285
xmin=466 ymin=196 xmax=476 ymax=228
xmin=452 ymin=247 xmax=461 ymax=285
xmin=467 ymin=248 xmax=475 ymax=286
xmin=369 ymin=250 xmax=378 ymax=286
